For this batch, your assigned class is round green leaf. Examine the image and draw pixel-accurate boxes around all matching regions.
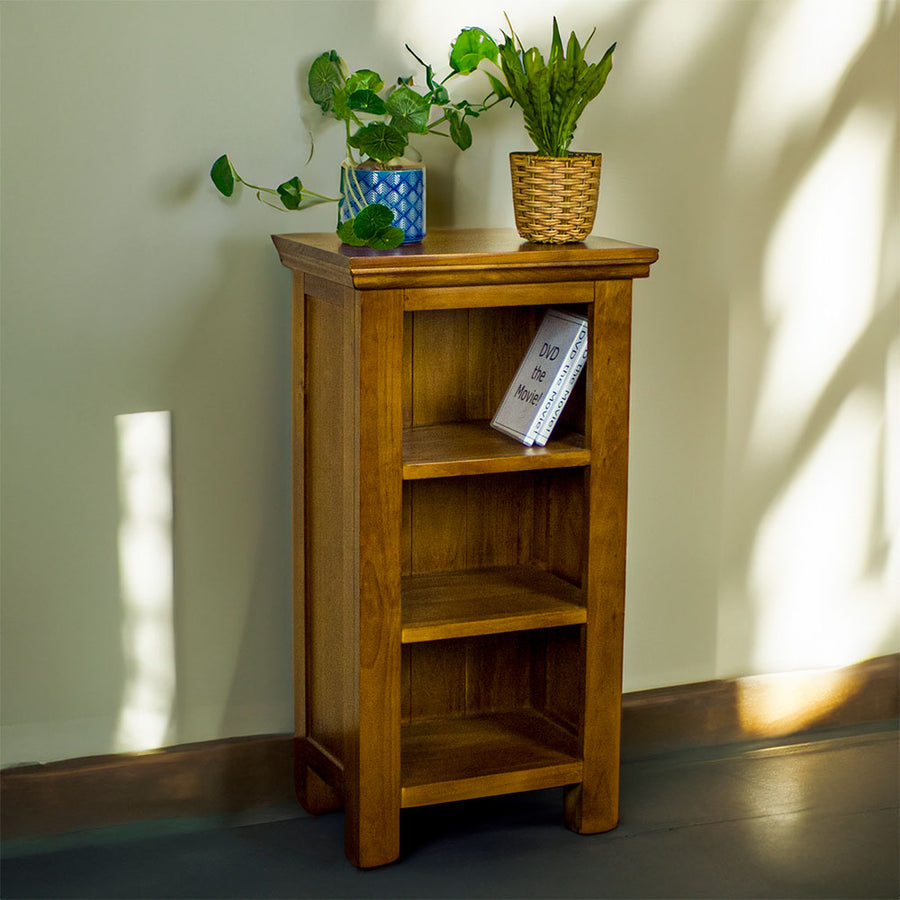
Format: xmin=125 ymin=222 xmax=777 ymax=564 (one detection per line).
xmin=368 ymin=225 xmax=404 ymax=250
xmin=386 ymin=85 xmax=431 ymax=135
xmin=449 ymin=27 xmax=499 ymax=74
xmin=308 ymin=51 xmax=344 ymax=111
xmin=348 ymin=89 xmax=387 ymax=115
xmin=337 ymin=219 xmax=368 ymax=246
xmin=347 ymin=122 xmax=407 ymax=163
xmin=331 ymin=86 xmax=352 ymax=121
xmin=210 ymin=154 xmax=236 ymax=197
xmin=353 ymin=203 xmax=395 ymax=239
xmin=346 ymin=69 xmax=384 ymax=94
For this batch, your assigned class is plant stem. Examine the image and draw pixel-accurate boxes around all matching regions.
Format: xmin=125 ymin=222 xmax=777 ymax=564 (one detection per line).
xmin=237 ymin=179 xmax=279 ymax=196
xmin=342 ymin=163 xmax=367 ymax=212
xmin=238 ymin=177 xmax=338 ymax=205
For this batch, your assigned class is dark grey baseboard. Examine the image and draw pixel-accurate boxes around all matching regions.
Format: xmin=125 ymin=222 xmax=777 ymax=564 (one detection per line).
xmin=3 ymin=654 xmax=896 ymax=839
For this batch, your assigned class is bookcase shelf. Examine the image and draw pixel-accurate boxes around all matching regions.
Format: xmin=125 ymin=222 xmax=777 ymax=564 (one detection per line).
xmin=273 ymin=228 xmax=658 ymax=867
xmin=402 ymin=421 xmax=588 ymax=479
xmin=400 ymin=709 xmax=583 ymax=808
xmin=401 ymin=565 xmax=585 ymax=643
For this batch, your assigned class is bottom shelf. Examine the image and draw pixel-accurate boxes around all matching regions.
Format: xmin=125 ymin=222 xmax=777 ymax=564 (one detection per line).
xmin=400 ymin=709 xmax=583 ymax=809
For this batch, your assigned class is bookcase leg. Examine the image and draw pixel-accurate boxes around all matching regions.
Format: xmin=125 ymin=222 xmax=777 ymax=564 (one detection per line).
xmin=295 ymin=762 xmax=342 ymax=816
xmin=343 ymin=289 xmax=403 ymax=869
xmin=344 ymin=798 xmax=401 ymax=868
xmin=564 ymin=279 xmax=632 ymax=837
xmin=563 ymin=766 xmax=619 ymax=834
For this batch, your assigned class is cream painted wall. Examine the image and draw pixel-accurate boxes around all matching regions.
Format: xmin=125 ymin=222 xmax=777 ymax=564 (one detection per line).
xmin=2 ymin=0 xmax=897 ymax=765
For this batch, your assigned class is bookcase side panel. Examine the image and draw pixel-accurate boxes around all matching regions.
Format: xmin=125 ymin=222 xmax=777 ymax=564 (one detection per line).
xmin=291 ymin=275 xmax=306 ymax=742
xmin=349 ymin=289 xmax=404 ymax=868
xmin=565 ymin=278 xmax=634 ymax=835
xmin=303 ymin=290 xmax=359 ymax=768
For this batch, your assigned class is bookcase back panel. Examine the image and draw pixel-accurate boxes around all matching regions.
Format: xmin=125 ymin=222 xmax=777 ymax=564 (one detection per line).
xmin=402 ymin=633 xmax=533 ymax=721
xmin=405 ymin=639 xmax=468 ymax=721
xmin=464 ymin=308 xmax=542 ymax=421
xmin=403 ymin=472 xmax=584 ymax=580
xmin=403 ymin=306 xmax=588 ymax=428
xmin=541 ymin=626 xmax=585 ymax=732
xmin=542 ymin=469 xmax=587 ymax=585
xmin=401 ymin=630 xmax=583 ymax=728
xmin=404 ymin=475 xmax=536 ymax=576
xmin=408 ymin=309 xmax=470 ymax=427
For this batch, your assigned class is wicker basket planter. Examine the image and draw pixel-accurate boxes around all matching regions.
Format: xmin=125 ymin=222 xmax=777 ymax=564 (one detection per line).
xmin=509 ymin=151 xmax=602 ymax=244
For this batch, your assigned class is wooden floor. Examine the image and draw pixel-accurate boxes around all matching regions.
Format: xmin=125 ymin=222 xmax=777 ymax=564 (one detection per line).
xmin=3 ymin=721 xmax=897 ymax=899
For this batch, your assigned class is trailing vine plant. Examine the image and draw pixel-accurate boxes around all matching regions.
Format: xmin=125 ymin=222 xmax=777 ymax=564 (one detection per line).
xmin=211 ymin=28 xmax=505 ymax=249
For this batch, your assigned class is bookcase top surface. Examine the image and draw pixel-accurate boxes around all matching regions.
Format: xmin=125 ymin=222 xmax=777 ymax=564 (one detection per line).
xmin=272 ymin=228 xmax=659 ymax=289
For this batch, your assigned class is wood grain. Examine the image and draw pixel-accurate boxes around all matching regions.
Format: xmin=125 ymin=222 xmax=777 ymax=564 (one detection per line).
xmin=272 ymin=230 xmax=659 ymax=866
xmin=401 ymin=566 xmax=584 ymax=643
xmin=403 ymin=423 xmax=588 ymax=479
xmin=302 ymin=289 xmax=355 ymax=769
xmin=410 ymin=308 xmax=469 ymax=426
xmin=401 ymin=710 xmax=582 ymax=808
xmin=348 ymin=288 xmax=404 ymax=867
xmin=405 ymin=281 xmax=593 ymax=311
xmin=273 ymin=230 xmax=659 ymax=289
xmin=290 ymin=275 xmax=306 ymax=750
xmin=565 ymin=279 xmax=634 ymax=835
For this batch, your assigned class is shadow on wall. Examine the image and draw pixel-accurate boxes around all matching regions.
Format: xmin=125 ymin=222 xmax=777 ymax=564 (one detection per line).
xmin=716 ymin=0 xmax=900 ymax=677
xmin=165 ymin=238 xmax=293 ymax=744
xmin=110 ymin=238 xmax=294 ymax=753
xmin=109 ymin=0 xmax=897 ymax=755
xmin=564 ymin=0 xmax=900 ymax=686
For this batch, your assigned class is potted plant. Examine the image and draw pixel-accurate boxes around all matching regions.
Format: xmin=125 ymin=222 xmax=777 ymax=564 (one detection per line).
xmin=210 ymin=29 xmax=502 ymax=249
xmin=462 ymin=17 xmax=616 ymax=243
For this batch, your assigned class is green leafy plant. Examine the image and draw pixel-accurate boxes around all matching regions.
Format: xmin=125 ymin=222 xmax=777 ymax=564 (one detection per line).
xmin=211 ymin=30 xmax=502 ymax=249
xmin=473 ymin=16 xmax=616 ymax=158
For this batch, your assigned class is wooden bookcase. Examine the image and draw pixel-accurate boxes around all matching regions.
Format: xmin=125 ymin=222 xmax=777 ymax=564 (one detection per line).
xmin=272 ymin=229 xmax=658 ymax=867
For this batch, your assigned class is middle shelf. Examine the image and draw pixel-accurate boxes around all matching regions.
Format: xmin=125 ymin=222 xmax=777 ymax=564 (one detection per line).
xmin=402 ymin=421 xmax=589 ymax=480
xmin=401 ymin=566 xmax=585 ymax=643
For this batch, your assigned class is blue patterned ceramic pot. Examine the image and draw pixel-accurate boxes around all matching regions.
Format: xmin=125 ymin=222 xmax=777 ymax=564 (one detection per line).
xmin=339 ymin=164 xmax=426 ymax=244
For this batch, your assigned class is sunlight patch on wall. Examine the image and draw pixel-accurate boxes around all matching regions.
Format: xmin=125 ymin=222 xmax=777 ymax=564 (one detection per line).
xmin=749 ymin=389 xmax=895 ymax=673
xmin=887 ymin=339 xmax=900 ymax=597
xmin=726 ymin=0 xmax=880 ymax=171
xmin=747 ymin=106 xmax=893 ymax=464
xmin=373 ymin=0 xmax=620 ymax=65
xmin=629 ymin=0 xmax=732 ymax=91
xmin=114 ymin=411 xmax=176 ymax=753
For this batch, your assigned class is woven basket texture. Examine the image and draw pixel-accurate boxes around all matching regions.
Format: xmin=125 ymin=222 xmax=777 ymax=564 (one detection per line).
xmin=509 ymin=152 xmax=602 ymax=244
